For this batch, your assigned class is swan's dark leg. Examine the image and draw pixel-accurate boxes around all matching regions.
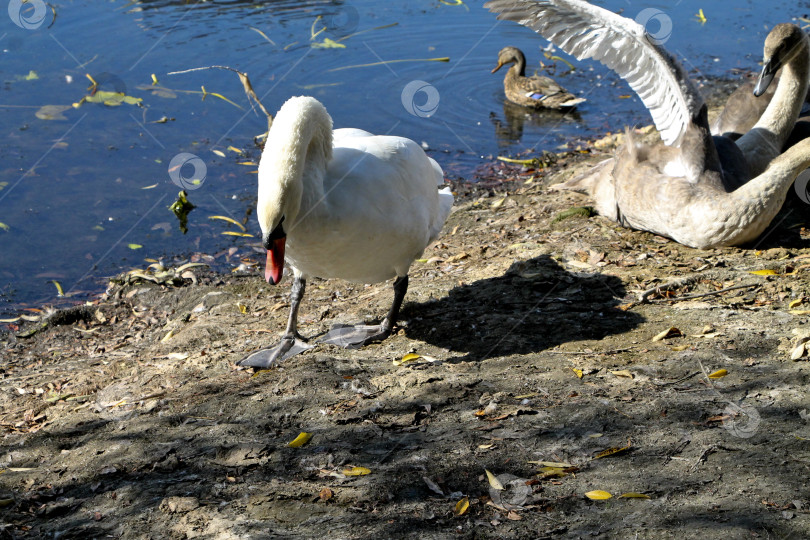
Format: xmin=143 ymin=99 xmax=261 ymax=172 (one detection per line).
xmin=238 ymin=276 xmax=314 ymax=368
xmin=319 ymin=275 xmax=408 ymax=349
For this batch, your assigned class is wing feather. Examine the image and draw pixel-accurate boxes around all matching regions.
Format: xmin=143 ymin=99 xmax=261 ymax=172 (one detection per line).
xmin=484 ymin=0 xmax=704 ymax=146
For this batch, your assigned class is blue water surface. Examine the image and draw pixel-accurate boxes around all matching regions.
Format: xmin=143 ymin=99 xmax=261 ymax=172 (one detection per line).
xmin=0 ymin=0 xmax=807 ymax=314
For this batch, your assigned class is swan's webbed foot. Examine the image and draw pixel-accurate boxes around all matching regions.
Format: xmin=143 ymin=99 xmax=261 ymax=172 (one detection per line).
xmin=317 ymin=321 xmax=393 ymax=349
xmin=238 ymin=335 xmax=314 ymax=369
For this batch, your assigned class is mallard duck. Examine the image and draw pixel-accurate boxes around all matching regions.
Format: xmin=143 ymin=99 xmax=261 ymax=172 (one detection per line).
xmin=492 ymin=46 xmax=586 ymax=109
xmin=239 ymin=96 xmax=454 ymax=369
xmin=485 ymin=0 xmax=810 ymax=249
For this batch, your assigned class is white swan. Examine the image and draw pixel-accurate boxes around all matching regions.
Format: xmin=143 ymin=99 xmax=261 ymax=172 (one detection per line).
xmin=239 ymin=96 xmax=453 ymax=368
xmin=485 ymin=0 xmax=810 ymax=248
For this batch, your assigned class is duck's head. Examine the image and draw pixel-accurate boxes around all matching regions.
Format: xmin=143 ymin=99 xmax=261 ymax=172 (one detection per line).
xmin=755 ymin=24 xmax=807 ymax=96
xmin=492 ymin=46 xmax=526 ymax=73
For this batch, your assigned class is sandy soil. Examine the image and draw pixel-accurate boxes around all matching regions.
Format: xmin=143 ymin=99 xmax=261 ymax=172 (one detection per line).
xmin=2 ymin=127 xmax=810 ymax=540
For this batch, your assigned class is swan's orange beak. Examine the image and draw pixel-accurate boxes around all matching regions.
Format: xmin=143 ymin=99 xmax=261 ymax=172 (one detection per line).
xmin=265 ymin=237 xmax=285 ymax=285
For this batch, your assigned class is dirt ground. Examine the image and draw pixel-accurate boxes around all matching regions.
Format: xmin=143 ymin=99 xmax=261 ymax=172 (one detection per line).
xmin=3 ymin=121 xmax=810 ymax=539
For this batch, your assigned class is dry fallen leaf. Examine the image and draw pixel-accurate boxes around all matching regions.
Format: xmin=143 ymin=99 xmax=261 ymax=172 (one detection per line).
xmin=585 ymin=490 xmax=613 ymax=500
xmin=611 ymin=370 xmax=634 ymax=379
xmin=454 ymin=497 xmax=469 ymax=516
xmin=319 ymin=487 xmax=333 ymax=501
xmin=485 ymin=469 xmax=504 ymax=490
xmin=287 ymin=432 xmax=313 ymax=448
xmin=342 ymin=466 xmax=371 ymax=476
xmin=749 ymin=269 xmax=778 ymax=276
xmin=617 ymin=492 xmax=650 ymax=499
xmin=572 ymin=367 xmax=584 ymax=379
xmin=593 ymin=444 xmax=632 ymax=459
xmin=707 ymin=369 xmax=728 ymax=379
xmin=652 ymin=327 xmax=682 ymax=342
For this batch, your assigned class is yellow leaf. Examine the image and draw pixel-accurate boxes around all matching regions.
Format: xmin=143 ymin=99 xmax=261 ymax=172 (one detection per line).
xmin=221 ymin=231 xmax=254 ymax=237
xmin=454 ymin=497 xmax=469 ymax=516
xmin=287 ymin=432 xmax=313 ymax=448
xmin=749 ymin=269 xmax=778 ymax=276
xmin=491 ymin=196 xmax=507 ymax=209
xmin=343 ymin=466 xmax=371 ymax=476
xmin=50 ymin=280 xmax=64 ymax=297
xmin=209 ymin=215 xmax=247 ymax=232
xmin=789 ymin=299 xmax=805 ymax=309
xmin=611 ymin=370 xmax=633 ymax=379
xmin=652 ymin=326 xmax=682 ymax=342
xmin=237 ymin=303 xmax=247 ymax=315
xmin=618 ymin=492 xmax=650 ymax=499
xmin=708 ymin=369 xmax=728 ymax=379
xmin=227 ymin=146 xmax=244 ymax=154
xmin=161 ymin=330 xmax=174 ymax=343
xmin=141 ymin=183 xmax=158 ymax=189
xmin=128 ymin=243 xmax=143 ymax=250
xmin=593 ymin=444 xmax=632 ymax=459
xmin=0 ymin=317 xmax=21 ymax=323
xmin=151 ymin=73 xmax=159 ymax=85
xmin=485 ymin=469 xmax=504 ymax=490
xmin=572 ymin=367 xmax=584 ymax=379
xmin=212 ymin=149 xmax=227 ymax=158
xmin=537 ymin=466 xmax=568 ymax=478
xmin=0 ymin=498 xmax=13 ymax=507
xmin=393 ymin=353 xmax=422 ymax=366
xmin=585 ymin=490 xmax=613 ymax=500
xmin=791 ymin=310 xmax=810 ymax=316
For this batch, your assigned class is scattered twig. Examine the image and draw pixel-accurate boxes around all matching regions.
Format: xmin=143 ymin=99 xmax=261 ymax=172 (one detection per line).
xmin=648 ymin=282 xmax=759 ymax=304
xmin=690 ymin=444 xmax=717 ymax=471
xmin=637 ymin=275 xmax=700 ymax=303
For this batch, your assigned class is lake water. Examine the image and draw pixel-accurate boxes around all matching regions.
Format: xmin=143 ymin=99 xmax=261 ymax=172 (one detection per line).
xmin=0 ymin=0 xmax=807 ymax=316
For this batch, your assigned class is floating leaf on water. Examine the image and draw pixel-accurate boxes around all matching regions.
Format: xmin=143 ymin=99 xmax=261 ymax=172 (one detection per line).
xmin=749 ymin=269 xmax=778 ymax=276
xmin=0 ymin=317 xmax=21 ymax=323
xmin=287 ymin=432 xmax=313 ymax=448
xmin=82 ymin=91 xmax=142 ymax=107
xmin=618 ymin=492 xmax=650 ymax=499
xmin=343 ymin=466 xmax=371 ymax=476
xmin=708 ymin=369 xmax=728 ymax=379
xmin=151 ymin=73 xmax=159 ymax=85
xmin=209 ymin=215 xmax=247 ymax=232
xmin=128 ymin=244 xmax=142 ymax=250
xmin=572 ymin=367 xmax=583 ymax=379
xmin=485 ymin=469 xmax=504 ymax=490
xmin=585 ymin=490 xmax=613 ymax=500
xmin=141 ymin=184 xmax=158 ymax=189
xmin=454 ymin=497 xmax=469 ymax=516
xmin=695 ymin=8 xmax=707 ymax=23
xmin=35 ymin=105 xmax=71 ymax=121
xmin=0 ymin=222 xmax=9 ymax=232
xmin=50 ymin=280 xmax=64 ymax=297
xmin=222 ymin=231 xmax=253 ymax=237
xmin=652 ymin=326 xmax=682 ymax=342
xmin=227 ymin=145 xmax=244 ymax=154
xmin=237 ymin=161 xmax=258 ymax=166
xmin=212 ymin=149 xmax=226 ymax=158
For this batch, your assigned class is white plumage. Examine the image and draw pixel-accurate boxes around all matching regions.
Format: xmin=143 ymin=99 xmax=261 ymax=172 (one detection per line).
xmin=240 ymin=96 xmax=453 ymax=368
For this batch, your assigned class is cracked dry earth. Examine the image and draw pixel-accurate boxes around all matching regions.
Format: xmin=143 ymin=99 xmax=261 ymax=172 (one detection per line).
xmin=2 ymin=131 xmax=810 ymax=539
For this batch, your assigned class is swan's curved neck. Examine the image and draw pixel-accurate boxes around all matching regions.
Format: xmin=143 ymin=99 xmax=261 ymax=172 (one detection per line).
xmin=258 ymin=99 xmax=333 ymax=232
xmin=737 ymin=137 xmax=810 ymax=203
